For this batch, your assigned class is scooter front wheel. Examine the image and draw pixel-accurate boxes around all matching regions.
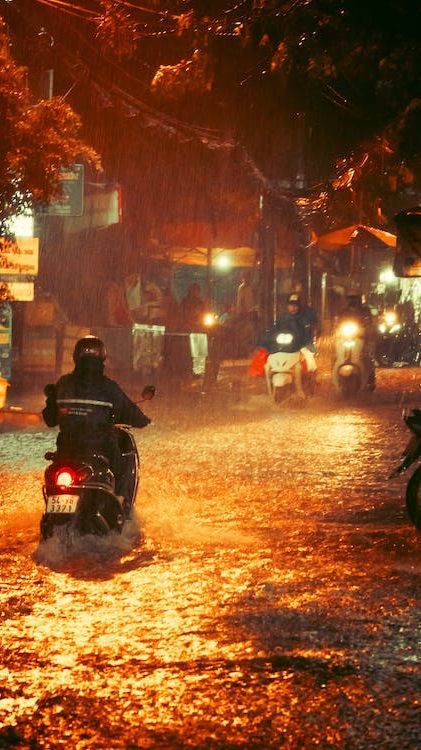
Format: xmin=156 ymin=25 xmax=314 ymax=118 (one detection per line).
xmin=406 ymin=466 xmax=421 ymax=531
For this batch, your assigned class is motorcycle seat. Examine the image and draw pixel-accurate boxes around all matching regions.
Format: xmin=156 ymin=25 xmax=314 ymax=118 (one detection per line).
xmin=44 ymin=451 xmax=110 ymax=468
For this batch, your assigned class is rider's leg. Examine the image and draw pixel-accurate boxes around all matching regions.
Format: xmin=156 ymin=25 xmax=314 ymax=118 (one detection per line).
xmin=293 ymin=361 xmax=305 ymax=398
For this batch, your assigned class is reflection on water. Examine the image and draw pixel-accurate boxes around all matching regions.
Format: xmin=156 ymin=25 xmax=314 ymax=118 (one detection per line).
xmin=0 ymin=384 xmax=420 ymax=748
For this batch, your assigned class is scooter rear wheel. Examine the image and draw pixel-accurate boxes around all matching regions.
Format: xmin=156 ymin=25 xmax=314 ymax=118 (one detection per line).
xmin=340 ymin=374 xmax=360 ymax=399
xmin=406 ymin=466 xmax=421 ymax=531
xmin=77 ymin=490 xmax=124 ymax=536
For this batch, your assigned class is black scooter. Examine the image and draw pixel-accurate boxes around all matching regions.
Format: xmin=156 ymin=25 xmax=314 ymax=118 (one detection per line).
xmin=40 ymin=385 xmax=155 ymax=540
xmin=390 ymin=409 xmax=421 ymax=531
xmin=376 ymin=309 xmax=418 ymax=367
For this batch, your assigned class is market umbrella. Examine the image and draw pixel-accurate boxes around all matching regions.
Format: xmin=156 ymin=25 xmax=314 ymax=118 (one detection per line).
xmin=316 ymin=224 xmax=396 ymax=251
xmin=161 ymin=245 xmax=257 ymax=268
xmin=151 ymin=217 xmax=295 ymax=269
xmin=315 ymin=224 xmax=397 ymax=317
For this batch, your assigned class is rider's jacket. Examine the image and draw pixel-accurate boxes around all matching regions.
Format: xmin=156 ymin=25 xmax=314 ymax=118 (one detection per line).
xmin=297 ymin=306 xmax=319 ymax=348
xmin=260 ymin=313 xmax=307 ymax=354
xmin=42 ymin=359 xmax=150 ymax=457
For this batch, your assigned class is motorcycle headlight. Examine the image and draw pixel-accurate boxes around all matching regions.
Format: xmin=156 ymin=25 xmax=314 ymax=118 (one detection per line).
xmin=378 ymin=324 xmax=386 ymax=333
xmin=339 ymin=321 xmax=359 ymax=338
xmin=384 ymin=311 xmax=397 ymax=326
xmin=203 ymin=312 xmax=217 ymax=327
xmin=276 ymin=332 xmax=294 ymax=346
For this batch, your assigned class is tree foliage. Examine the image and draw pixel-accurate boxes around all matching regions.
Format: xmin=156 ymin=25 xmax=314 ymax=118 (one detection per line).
xmin=0 ymin=18 xmax=99 ymax=236
xmin=4 ymin=1 xmax=420 ymax=232
xmin=95 ymin=0 xmax=138 ymax=61
xmin=118 ymin=0 xmax=420 ymax=220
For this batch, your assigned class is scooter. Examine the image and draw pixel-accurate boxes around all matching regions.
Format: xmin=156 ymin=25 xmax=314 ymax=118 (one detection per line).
xmin=40 ymin=385 xmax=155 ymax=540
xmin=332 ymin=318 xmax=375 ymax=398
xmin=375 ymin=309 xmax=417 ymax=367
xmin=390 ymin=409 xmax=421 ymax=531
xmin=264 ymin=329 xmax=316 ymax=402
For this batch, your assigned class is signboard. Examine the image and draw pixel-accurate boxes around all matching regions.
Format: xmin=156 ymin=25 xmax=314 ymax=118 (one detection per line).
xmin=0 ymin=237 xmax=39 ymax=276
xmin=44 ymin=164 xmax=84 ymax=217
xmin=0 ymin=302 xmax=12 ymax=379
xmin=63 ymin=184 xmax=122 ymax=233
xmin=2 ymin=282 xmax=35 ymax=302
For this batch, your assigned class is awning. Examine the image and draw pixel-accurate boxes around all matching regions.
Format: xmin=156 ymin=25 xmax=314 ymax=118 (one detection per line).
xmin=161 ymin=246 xmax=258 ymax=268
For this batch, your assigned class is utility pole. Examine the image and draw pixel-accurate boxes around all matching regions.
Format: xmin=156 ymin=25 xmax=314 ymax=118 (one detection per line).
xmin=258 ymin=191 xmax=276 ymax=329
xmin=36 ymin=27 xmax=55 ymax=100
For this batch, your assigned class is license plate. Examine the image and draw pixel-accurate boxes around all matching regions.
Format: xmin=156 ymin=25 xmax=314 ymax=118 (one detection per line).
xmin=46 ymin=494 xmax=78 ymax=514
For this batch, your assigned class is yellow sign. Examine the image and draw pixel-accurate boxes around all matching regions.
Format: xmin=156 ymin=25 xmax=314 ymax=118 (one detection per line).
xmin=0 ymin=237 xmax=39 ymax=276
xmin=3 ymin=282 xmax=34 ymax=301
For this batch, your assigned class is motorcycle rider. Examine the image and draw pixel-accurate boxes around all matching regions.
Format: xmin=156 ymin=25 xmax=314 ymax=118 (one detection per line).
xmin=283 ymin=293 xmax=319 ymax=382
xmin=340 ymin=294 xmax=372 ymax=326
xmin=337 ymin=294 xmax=376 ymax=388
xmin=258 ymin=294 xmax=318 ymax=397
xmin=42 ymin=336 xmax=151 ymax=495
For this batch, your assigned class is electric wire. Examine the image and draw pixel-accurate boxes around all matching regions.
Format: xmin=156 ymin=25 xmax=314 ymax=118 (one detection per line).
xmin=36 ymin=0 xmax=96 ymax=19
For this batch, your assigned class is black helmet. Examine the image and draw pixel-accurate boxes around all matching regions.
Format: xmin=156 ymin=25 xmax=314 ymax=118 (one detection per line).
xmin=346 ymin=294 xmax=362 ymax=309
xmin=73 ymin=336 xmax=107 ymax=364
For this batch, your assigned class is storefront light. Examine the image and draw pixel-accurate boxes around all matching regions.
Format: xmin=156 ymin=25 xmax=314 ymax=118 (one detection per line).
xmin=8 ymin=209 xmax=34 ymax=238
xmin=214 ymin=254 xmax=231 ymax=270
xmin=379 ymin=267 xmax=396 ymax=285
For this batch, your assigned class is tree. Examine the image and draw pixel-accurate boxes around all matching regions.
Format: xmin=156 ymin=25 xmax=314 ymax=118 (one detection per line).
xmin=0 ymin=16 xmax=99 ymax=303
xmin=3 ymin=1 xmax=419 ymax=316
xmin=8 ymin=1 xmax=419 ymax=205
xmin=0 ymin=17 xmax=99 ymax=238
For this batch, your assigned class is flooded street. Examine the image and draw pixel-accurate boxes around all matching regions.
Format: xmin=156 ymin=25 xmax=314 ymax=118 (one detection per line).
xmin=0 ymin=371 xmax=420 ymax=749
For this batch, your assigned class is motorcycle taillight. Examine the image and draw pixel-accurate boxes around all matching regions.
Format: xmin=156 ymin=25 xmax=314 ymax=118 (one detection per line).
xmin=55 ymin=468 xmax=76 ymax=488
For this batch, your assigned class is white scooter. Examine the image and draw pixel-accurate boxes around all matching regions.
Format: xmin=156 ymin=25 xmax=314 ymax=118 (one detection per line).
xmin=264 ymin=331 xmax=317 ymax=402
xmin=332 ymin=319 xmax=375 ymax=398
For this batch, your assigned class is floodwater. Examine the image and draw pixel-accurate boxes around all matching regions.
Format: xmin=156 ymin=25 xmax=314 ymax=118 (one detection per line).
xmin=0 ymin=369 xmax=420 ymax=749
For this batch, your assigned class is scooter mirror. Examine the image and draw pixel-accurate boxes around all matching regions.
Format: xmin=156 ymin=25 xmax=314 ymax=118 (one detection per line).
xmin=141 ymin=384 xmax=156 ymax=401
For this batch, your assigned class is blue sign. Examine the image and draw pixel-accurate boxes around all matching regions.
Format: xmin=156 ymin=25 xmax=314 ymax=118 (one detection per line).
xmin=44 ymin=164 xmax=84 ymax=217
xmin=0 ymin=302 xmax=12 ymax=379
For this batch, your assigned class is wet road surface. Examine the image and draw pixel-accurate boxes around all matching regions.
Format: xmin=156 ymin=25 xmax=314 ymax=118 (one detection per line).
xmin=0 ymin=370 xmax=420 ymax=749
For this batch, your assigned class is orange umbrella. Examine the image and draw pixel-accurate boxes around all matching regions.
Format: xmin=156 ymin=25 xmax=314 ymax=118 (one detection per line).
xmin=316 ymin=224 xmax=396 ymax=251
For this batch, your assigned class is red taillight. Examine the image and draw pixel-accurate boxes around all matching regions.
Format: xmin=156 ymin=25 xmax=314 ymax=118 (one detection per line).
xmin=55 ymin=469 xmax=75 ymax=488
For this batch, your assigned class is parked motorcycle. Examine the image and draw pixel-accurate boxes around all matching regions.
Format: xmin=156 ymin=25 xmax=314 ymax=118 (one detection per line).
xmin=390 ymin=408 xmax=421 ymax=531
xmin=332 ymin=318 xmax=375 ymax=398
xmin=40 ymin=385 xmax=155 ymax=540
xmin=263 ymin=329 xmax=316 ymax=402
xmin=375 ymin=309 xmax=418 ymax=367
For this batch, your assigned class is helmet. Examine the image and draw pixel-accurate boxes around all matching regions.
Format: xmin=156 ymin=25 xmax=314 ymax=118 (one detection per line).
xmin=73 ymin=336 xmax=107 ymax=364
xmin=287 ymin=293 xmax=301 ymax=307
xmin=346 ymin=294 xmax=362 ymax=309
